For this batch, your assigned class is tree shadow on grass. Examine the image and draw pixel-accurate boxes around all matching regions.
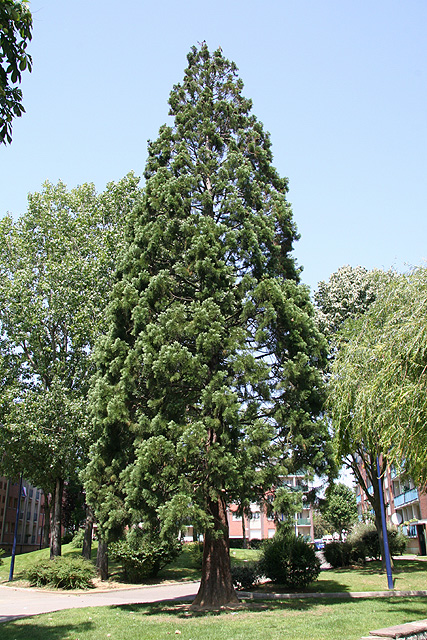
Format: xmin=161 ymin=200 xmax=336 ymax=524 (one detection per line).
xmin=0 ymin=619 xmax=94 ymax=640
xmin=115 ymin=594 xmax=427 ymax=618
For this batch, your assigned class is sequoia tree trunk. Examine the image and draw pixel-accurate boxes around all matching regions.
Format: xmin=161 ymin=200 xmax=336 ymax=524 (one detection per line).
xmin=191 ymin=495 xmax=238 ymax=609
xmin=50 ymin=477 xmax=64 ymax=559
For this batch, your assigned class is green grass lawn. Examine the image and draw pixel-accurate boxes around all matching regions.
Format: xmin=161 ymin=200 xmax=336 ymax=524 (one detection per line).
xmin=1 ymin=544 xmax=426 ymax=594
xmin=2 ymin=597 xmax=427 ymax=640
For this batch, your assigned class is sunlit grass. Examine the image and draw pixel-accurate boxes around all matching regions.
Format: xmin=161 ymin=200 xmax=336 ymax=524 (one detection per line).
xmin=2 ymin=597 xmax=427 ymax=640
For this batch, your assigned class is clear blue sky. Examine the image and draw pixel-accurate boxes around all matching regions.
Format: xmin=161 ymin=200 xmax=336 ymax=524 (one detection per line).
xmin=1 ymin=0 xmax=426 ymax=292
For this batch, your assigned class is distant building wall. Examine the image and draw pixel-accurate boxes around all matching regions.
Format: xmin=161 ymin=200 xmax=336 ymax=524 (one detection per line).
xmin=0 ymin=477 xmax=45 ymax=553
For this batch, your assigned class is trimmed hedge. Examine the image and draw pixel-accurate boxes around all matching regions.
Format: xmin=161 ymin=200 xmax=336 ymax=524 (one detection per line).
xmin=109 ymin=534 xmax=182 ymax=583
xmin=259 ymin=534 xmax=320 ymax=590
xmin=26 ymin=556 xmax=96 ymax=589
xmin=231 ymin=562 xmax=260 ymax=590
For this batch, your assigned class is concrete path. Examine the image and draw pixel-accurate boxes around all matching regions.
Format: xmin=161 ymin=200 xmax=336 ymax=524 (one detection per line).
xmin=0 ymin=581 xmax=200 ymax=623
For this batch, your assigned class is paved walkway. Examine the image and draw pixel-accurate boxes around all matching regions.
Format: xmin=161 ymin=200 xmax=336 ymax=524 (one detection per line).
xmin=0 ymin=581 xmax=200 ymax=623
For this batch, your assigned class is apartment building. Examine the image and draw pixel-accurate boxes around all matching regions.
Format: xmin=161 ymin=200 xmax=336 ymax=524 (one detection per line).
xmin=228 ymin=475 xmax=315 ymax=543
xmin=355 ymin=463 xmax=427 ymax=555
xmin=0 ymin=477 xmax=45 ymax=553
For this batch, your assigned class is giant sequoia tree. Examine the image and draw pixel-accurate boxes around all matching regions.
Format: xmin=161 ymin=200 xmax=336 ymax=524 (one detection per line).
xmin=85 ymin=45 xmax=329 ymax=608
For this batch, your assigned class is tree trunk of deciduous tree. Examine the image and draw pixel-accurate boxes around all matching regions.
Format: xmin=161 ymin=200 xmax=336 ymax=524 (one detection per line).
xmin=50 ymin=477 xmax=63 ymax=558
xmin=372 ymin=479 xmax=394 ymax=571
xmin=242 ymin=514 xmax=248 ymax=549
xmin=96 ymin=537 xmax=108 ymax=580
xmin=43 ymin=497 xmax=50 ymax=549
xmin=191 ymin=495 xmax=238 ymax=609
xmin=82 ymin=505 xmax=94 ymax=560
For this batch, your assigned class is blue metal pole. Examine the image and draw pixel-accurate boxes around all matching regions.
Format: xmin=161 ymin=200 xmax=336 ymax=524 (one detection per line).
xmin=376 ymin=457 xmax=393 ymax=589
xmin=9 ymin=475 xmax=23 ymax=582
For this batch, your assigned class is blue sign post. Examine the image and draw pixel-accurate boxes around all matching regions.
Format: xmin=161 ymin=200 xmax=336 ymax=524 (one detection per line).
xmin=376 ymin=457 xmax=393 ymax=590
xmin=9 ymin=475 xmax=23 ymax=582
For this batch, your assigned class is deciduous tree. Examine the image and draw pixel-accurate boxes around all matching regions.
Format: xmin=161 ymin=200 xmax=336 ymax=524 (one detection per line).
xmin=0 ymin=0 xmax=32 ymax=144
xmin=0 ymin=173 xmax=141 ymax=556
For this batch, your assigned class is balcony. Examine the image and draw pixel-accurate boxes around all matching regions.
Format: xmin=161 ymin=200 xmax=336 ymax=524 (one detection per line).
xmin=296 ymin=518 xmax=311 ymax=526
xmin=394 ymin=488 xmax=418 ymax=507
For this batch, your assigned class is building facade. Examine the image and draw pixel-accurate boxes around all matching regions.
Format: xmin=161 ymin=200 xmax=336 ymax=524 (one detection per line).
xmin=355 ymin=463 xmax=427 ymax=555
xmin=228 ymin=475 xmax=315 ymax=543
xmin=0 ymin=477 xmax=45 ymax=553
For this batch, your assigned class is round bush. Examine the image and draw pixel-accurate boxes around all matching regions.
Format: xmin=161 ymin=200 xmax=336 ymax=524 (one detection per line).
xmin=348 ymin=522 xmax=407 ymax=561
xmin=26 ymin=556 xmax=96 ymax=589
xmin=259 ymin=534 xmax=321 ymax=590
xmin=109 ymin=533 xmax=182 ymax=583
xmin=71 ymin=528 xmax=85 ymax=549
xmin=323 ymin=541 xmax=354 ymax=568
xmin=231 ymin=562 xmax=260 ymax=590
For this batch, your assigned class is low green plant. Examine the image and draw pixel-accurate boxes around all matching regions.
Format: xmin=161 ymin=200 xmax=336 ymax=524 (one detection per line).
xmin=231 ymin=562 xmax=260 ymax=589
xmin=0 ymin=548 xmax=5 ymax=565
xmin=109 ymin=530 xmax=182 ymax=583
xmin=71 ymin=528 xmax=85 ymax=549
xmin=323 ymin=540 xmax=355 ymax=568
xmin=259 ymin=533 xmax=321 ymax=589
xmin=185 ymin=541 xmax=203 ymax=569
xmin=26 ymin=556 xmax=96 ymax=589
xmin=348 ymin=522 xmax=407 ymax=561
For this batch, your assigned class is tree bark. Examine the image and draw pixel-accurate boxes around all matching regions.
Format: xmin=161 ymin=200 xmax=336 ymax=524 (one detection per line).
xmin=43 ymin=497 xmax=51 ymax=549
xmin=191 ymin=495 xmax=238 ymax=609
xmin=50 ymin=477 xmax=63 ymax=558
xmin=349 ymin=452 xmax=393 ymax=571
xmin=82 ymin=505 xmax=94 ymax=560
xmin=96 ymin=537 xmax=109 ymax=580
xmin=242 ymin=513 xmax=248 ymax=549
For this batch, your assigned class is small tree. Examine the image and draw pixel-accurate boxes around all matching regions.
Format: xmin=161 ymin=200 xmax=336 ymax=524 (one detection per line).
xmin=322 ymin=483 xmax=358 ymax=539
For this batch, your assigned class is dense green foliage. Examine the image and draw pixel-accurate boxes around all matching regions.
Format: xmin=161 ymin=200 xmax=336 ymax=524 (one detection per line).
xmin=109 ymin=529 xmax=182 ymax=582
xmin=26 ymin=556 xmax=96 ymax=589
xmin=259 ymin=533 xmax=321 ymax=589
xmin=321 ymin=483 xmax=358 ymax=537
xmin=330 ymin=267 xmax=427 ymax=486
xmin=231 ymin=562 xmax=260 ymax=590
xmin=314 ymin=265 xmax=381 ymax=338
xmin=315 ymin=265 xmax=397 ymax=568
xmin=0 ymin=0 xmax=32 ymax=143
xmin=322 ymin=541 xmax=356 ymax=568
xmin=84 ymin=44 xmax=330 ymax=605
xmin=0 ymin=174 xmax=141 ymax=554
xmin=347 ymin=522 xmax=406 ymax=562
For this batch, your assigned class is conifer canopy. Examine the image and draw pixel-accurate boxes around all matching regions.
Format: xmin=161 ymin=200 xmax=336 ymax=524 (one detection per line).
xmin=85 ymin=44 xmax=329 ymax=607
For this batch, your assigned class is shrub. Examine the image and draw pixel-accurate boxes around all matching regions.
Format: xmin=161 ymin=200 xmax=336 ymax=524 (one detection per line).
xmin=259 ymin=533 xmax=320 ymax=590
xmin=26 ymin=556 xmax=96 ymax=589
xmin=71 ymin=528 xmax=85 ymax=549
xmin=348 ymin=522 xmax=407 ymax=561
xmin=109 ymin=531 xmax=182 ymax=583
xmin=231 ymin=562 xmax=260 ymax=590
xmin=0 ymin=548 xmax=4 ymax=566
xmin=185 ymin=541 xmax=203 ymax=569
xmin=323 ymin=541 xmax=354 ymax=568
